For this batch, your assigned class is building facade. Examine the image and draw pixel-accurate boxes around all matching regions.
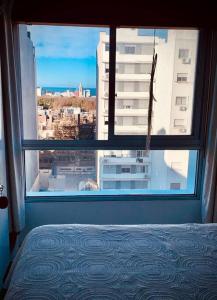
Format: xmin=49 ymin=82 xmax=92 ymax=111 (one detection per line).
xmin=19 ymin=25 xmax=39 ymax=192
xmin=96 ymin=28 xmax=198 ymax=192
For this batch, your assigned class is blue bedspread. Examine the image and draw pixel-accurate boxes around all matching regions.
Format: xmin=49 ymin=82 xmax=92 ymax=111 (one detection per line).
xmin=5 ymin=224 xmax=217 ymax=299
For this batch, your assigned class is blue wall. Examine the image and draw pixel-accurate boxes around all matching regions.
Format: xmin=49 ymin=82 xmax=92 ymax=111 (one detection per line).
xmin=0 ymin=208 xmax=10 ymax=288
xmin=25 ymin=199 xmax=201 ymax=233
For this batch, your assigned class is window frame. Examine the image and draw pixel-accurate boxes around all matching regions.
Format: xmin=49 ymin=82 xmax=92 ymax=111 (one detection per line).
xmin=14 ymin=24 xmax=213 ymax=202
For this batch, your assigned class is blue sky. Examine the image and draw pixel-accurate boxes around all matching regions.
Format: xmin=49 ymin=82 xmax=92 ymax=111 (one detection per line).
xmin=28 ymin=26 xmax=108 ymax=88
xmin=28 ymin=25 xmax=167 ymax=88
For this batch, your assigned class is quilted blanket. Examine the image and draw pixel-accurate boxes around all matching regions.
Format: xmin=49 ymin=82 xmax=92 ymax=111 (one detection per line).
xmin=5 ymin=224 xmax=217 ymax=299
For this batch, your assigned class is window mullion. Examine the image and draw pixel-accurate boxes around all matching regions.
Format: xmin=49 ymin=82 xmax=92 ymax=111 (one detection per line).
xmin=22 ymin=136 xmax=202 ymax=150
xmin=108 ymin=26 xmax=116 ymax=139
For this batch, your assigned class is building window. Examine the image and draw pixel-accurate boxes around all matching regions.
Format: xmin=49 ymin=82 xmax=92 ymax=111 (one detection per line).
xmin=136 ymin=150 xmax=148 ymax=157
xmin=116 ymin=81 xmax=149 ymax=93
xmin=104 ymin=117 xmax=108 ymax=125
xmin=121 ymin=166 xmax=131 ymax=173
xmin=136 ymin=165 xmax=149 ymax=173
xmin=176 ymin=97 xmax=187 ymax=105
xmin=170 ymin=183 xmax=181 ymax=190
xmin=177 ymin=73 xmax=188 ymax=82
xmin=178 ymin=49 xmax=189 ymax=59
xmin=124 ymin=45 xmax=136 ymax=54
xmin=174 ymin=119 xmax=185 ymax=127
xmin=105 ymin=43 xmax=109 ymax=51
xmin=116 ymin=63 xmax=152 ymax=74
xmin=103 ymin=181 xmax=116 ymax=189
xmin=135 ymin=181 xmax=148 ymax=189
xmin=178 ymin=49 xmax=191 ymax=64
xmin=103 ymin=165 xmax=116 ymax=174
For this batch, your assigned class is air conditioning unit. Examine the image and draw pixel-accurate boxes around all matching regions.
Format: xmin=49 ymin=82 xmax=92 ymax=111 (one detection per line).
xmin=179 ymin=128 xmax=187 ymax=133
xmin=182 ymin=58 xmax=191 ymax=64
xmin=144 ymin=174 xmax=149 ymax=179
xmin=180 ymin=106 xmax=187 ymax=111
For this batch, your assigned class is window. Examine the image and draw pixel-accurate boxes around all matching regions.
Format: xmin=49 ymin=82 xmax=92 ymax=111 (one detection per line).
xmin=135 ymin=181 xmax=148 ymax=189
xmin=174 ymin=119 xmax=185 ymax=127
xmin=124 ymin=45 xmax=136 ymax=54
xmin=104 ymin=117 xmax=109 ymax=125
xmin=177 ymin=73 xmax=188 ymax=82
xmin=176 ymin=97 xmax=187 ymax=105
xmin=178 ymin=49 xmax=189 ymax=59
xmin=136 ymin=165 xmax=149 ymax=173
xmin=116 ymin=63 xmax=152 ymax=74
xmin=115 ymin=29 xmax=196 ymax=136
xmin=121 ymin=166 xmax=131 ymax=173
xmin=103 ymin=181 xmax=116 ymax=189
xmin=137 ymin=150 xmax=148 ymax=157
xmin=116 ymin=81 xmax=149 ymax=93
xmin=170 ymin=183 xmax=181 ymax=190
xmin=25 ymin=150 xmax=197 ymax=195
xmin=19 ymin=25 xmax=205 ymax=198
xmin=105 ymin=43 xmax=109 ymax=51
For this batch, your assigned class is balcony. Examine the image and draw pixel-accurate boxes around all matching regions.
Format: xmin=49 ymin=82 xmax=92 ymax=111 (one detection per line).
xmin=101 ymin=156 xmax=150 ymax=165
xmin=115 ymin=108 xmax=148 ymax=117
xmin=102 ymin=74 xmax=151 ymax=83
xmin=103 ymin=125 xmax=148 ymax=134
xmin=115 ymin=91 xmax=149 ymax=99
xmin=116 ymin=53 xmax=153 ymax=63
xmin=101 ymin=173 xmax=151 ymax=180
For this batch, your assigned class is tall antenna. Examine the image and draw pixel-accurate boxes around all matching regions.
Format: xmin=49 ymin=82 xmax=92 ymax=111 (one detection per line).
xmin=145 ymin=29 xmax=157 ymax=153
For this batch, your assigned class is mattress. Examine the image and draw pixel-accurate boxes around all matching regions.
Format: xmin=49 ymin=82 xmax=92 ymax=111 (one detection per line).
xmin=5 ymin=224 xmax=217 ymax=299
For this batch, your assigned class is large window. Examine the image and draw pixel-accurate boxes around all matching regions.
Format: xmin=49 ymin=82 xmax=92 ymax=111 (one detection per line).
xmin=18 ymin=25 xmax=206 ymax=198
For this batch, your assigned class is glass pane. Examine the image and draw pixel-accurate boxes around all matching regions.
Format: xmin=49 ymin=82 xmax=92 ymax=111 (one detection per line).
xmin=19 ymin=24 xmax=109 ymax=140
xmin=113 ymin=28 xmax=198 ymax=136
xmin=26 ymin=150 xmax=197 ymax=196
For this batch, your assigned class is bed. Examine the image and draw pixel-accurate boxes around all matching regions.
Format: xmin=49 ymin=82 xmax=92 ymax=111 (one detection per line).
xmin=5 ymin=224 xmax=217 ymax=299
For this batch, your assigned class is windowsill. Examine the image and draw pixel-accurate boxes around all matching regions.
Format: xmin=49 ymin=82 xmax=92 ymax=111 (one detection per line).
xmin=25 ymin=193 xmax=200 ymax=203
xmin=26 ymin=188 xmax=196 ymax=199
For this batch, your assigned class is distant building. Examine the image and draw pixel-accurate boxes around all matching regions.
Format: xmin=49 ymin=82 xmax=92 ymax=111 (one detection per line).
xmin=62 ymin=106 xmax=81 ymax=117
xmin=83 ymin=89 xmax=91 ymax=97
xmin=60 ymin=90 xmax=75 ymax=97
xmin=38 ymin=150 xmax=96 ymax=192
xmin=36 ymin=87 xmax=42 ymax=96
xmin=78 ymin=82 xmax=83 ymax=97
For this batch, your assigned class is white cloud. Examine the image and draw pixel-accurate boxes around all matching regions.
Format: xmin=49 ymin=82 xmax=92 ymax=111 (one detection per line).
xmin=28 ymin=25 xmax=108 ymax=58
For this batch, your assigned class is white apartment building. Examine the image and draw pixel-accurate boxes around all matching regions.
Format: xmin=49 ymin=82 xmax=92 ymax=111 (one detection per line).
xmin=97 ymin=28 xmax=198 ymax=192
xmin=19 ymin=25 xmax=39 ymax=192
